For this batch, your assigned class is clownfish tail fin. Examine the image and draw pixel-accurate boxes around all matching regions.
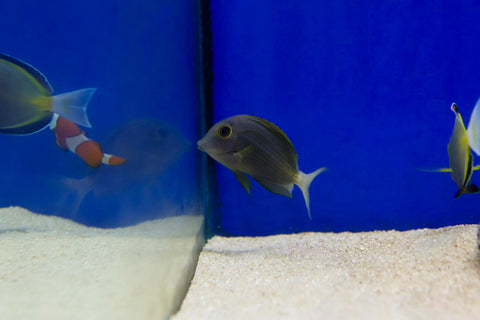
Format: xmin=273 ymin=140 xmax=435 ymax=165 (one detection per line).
xmin=102 ymin=153 xmax=127 ymax=166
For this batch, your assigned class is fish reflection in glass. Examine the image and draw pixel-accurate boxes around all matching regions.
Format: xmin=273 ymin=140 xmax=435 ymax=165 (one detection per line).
xmin=197 ymin=114 xmax=325 ymax=219
xmin=62 ymin=119 xmax=191 ymax=219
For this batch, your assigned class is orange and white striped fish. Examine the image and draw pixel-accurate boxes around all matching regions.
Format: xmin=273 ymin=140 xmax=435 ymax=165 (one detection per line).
xmin=50 ymin=114 xmax=126 ymax=168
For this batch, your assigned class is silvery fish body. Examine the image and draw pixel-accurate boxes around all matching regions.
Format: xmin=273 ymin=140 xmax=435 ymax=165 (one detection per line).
xmin=197 ymin=114 xmax=325 ymax=219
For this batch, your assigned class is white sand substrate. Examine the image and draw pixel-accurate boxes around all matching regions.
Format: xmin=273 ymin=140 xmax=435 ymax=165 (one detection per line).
xmin=0 ymin=206 xmax=204 ymax=320
xmin=173 ymin=225 xmax=480 ymax=320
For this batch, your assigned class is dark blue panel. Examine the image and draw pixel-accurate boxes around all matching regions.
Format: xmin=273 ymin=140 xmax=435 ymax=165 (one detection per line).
xmin=210 ymin=1 xmax=480 ymax=235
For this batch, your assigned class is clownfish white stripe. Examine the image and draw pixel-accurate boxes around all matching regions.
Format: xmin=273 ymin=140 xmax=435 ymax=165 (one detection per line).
xmin=102 ymin=154 xmax=113 ymax=165
xmin=65 ymin=133 xmax=90 ymax=154
xmin=49 ymin=113 xmax=60 ymax=130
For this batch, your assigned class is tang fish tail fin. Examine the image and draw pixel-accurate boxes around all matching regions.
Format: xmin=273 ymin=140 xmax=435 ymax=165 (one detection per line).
xmin=454 ymin=184 xmax=480 ymax=199
xmin=51 ymin=88 xmax=96 ymax=128
xmin=296 ymin=167 xmax=326 ymax=220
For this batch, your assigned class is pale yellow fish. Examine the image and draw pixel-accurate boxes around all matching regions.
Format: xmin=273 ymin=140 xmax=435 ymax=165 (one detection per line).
xmin=447 ymin=103 xmax=479 ymax=198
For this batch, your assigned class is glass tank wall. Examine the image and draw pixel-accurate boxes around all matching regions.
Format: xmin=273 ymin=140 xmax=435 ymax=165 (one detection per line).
xmin=0 ymin=0 xmax=205 ymax=318
xmin=0 ymin=1 xmax=203 ymax=225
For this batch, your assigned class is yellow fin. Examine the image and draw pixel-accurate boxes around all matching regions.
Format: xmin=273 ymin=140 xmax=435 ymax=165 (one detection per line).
xmin=417 ymin=168 xmax=451 ymax=172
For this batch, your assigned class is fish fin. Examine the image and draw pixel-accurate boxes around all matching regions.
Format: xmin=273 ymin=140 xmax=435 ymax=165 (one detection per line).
xmin=234 ymin=144 xmax=255 ymax=160
xmin=58 ymin=176 xmax=93 ymax=218
xmin=0 ymin=113 xmax=52 ymax=135
xmin=254 ymin=177 xmax=294 ymax=199
xmin=0 ymin=53 xmax=53 ymax=93
xmin=418 ymin=168 xmax=452 ymax=172
xmin=296 ymin=167 xmax=327 ymax=220
xmin=454 ymin=184 xmax=480 ymax=199
xmin=247 ymin=116 xmax=296 ymax=150
xmin=467 ymin=97 xmax=480 ymax=155
xmin=51 ymin=88 xmax=96 ymax=128
xmin=473 ymin=165 xmax=480 ymax=171
xmin=234 ymin=171 xmax=252 ymax=195
xmin=102 ymin=154 xmax=127 ymax=166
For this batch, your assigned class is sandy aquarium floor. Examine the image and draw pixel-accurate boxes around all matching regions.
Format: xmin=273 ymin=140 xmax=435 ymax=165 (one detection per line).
xmin=173 ymin=224 xmax=480 ymax=320
xmin=0 ymin=206 xmax=204 ymax=320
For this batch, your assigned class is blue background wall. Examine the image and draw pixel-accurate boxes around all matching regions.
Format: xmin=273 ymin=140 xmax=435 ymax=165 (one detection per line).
xmin=0 ymin=0 xmax=202 ymax=227
xmin=209 ymin=1 xmax=480 ymax=235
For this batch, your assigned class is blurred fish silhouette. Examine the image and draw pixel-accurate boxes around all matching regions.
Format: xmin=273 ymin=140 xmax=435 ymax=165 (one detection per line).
xmin=423 ymin=103 xmax=480 ymax=198
xmin=61 ymin=118 xmax=191 ymax=215
xmin=0 ymin=53 xmax=94 ymax=133
xmin=197 ymin=114 xmax=325 ymax=219
xmin=50 ymin=114 xmax=125 ymax=168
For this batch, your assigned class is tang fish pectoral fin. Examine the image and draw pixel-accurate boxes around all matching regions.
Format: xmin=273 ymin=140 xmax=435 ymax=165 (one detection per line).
xmin=233 ymin=144 xmax=255 ymax=160
xmin=454 ymin=184 xmax=480 ymax=198
xmin=234 ymin=171 xmax=253 ymax=195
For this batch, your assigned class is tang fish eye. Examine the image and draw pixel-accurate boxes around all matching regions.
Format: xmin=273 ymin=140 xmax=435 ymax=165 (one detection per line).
xmin=217 ymin=124 xmax=232 ymax=138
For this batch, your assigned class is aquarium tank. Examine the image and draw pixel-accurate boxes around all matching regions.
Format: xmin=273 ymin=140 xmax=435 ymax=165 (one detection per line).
xmin=2 ymin=0 xmax=480 ymax=318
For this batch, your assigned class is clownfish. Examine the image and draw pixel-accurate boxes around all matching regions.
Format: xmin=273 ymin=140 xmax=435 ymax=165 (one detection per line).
xmin=50 ymin=114 xmax=126 ymax=168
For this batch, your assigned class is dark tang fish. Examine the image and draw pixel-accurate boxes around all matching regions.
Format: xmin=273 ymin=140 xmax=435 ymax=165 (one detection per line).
xmin=0 ymin=53 xmax=95 ymax=134
xmin=197 ymin=114 xmax=325 ymax=219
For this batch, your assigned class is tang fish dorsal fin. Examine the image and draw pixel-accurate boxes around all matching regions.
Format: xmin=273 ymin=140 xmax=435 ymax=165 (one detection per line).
xmin=248 ymin=115 xmax=296 ymax=151
xmin=0 ymin=53 xmax=53 ymax=94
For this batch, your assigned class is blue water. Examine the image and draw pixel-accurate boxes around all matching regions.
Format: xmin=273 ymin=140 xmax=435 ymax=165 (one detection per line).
xmin=3 ymin=1 xmax=480 ymax=237
xmin=0 ymin=0 xmax=203 ymax=227
xmin=209 ymin=1 xmax=480 ymax=235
